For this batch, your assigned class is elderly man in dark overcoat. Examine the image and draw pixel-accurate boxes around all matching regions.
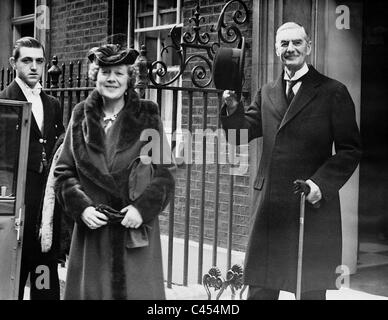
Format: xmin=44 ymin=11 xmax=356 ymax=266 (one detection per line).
xmin=221 ymin=22 xmax=362 ymax=300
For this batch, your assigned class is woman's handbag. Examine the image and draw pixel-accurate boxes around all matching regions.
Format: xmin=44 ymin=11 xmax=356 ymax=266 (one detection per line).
xmin=95 ymin=156 xmax=155 ymax=249
xmin=127 ymin=156 xmax=154 ymax=201
xmin=95 ymin=204 xmax=150 ymax=249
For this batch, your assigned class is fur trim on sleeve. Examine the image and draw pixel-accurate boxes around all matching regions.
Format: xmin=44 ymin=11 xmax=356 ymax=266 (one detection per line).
xmin=57 ymin=176 xmax=93 ymax=224
xmin=54 ymin=109 xmax=94 ymax=224
xmin=40 ymin=144 xmax=64 ymax=252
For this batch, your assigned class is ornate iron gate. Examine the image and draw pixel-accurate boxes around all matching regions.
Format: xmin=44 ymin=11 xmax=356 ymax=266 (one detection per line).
xmin=141 ymin=0 xmax=250 ymax=299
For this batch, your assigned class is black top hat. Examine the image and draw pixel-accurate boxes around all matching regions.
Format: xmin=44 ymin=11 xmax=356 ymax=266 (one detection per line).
xmin=88 ymin=44 xmax=139 ymax=67
xmin=212 ymin=38 xmax=246 ymax=91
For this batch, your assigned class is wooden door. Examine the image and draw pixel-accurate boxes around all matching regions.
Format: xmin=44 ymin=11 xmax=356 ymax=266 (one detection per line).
xmin=358 ymin=0 xmax=388 ymax=243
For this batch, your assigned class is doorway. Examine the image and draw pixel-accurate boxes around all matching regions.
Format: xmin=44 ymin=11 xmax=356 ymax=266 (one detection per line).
xmin=358 ymin=0 xmax=388 ymax=266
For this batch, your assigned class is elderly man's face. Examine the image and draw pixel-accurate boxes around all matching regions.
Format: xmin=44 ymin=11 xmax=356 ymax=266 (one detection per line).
xmin=275 ymin=27 xmax=311 ymax=71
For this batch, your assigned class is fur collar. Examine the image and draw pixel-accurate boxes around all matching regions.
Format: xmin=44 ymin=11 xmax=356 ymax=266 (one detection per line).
xmin=81 ymin=89 xmax=160 ymax=153
xmin=69 ymin=89 xmax=161 ymax=197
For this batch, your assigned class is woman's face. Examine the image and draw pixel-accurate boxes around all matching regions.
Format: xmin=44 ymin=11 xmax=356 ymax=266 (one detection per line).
xmin=96 ymin=65 xmax=129 ymax=100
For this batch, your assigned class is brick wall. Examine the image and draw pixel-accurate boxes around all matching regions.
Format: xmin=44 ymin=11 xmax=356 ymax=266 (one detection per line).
xmin=158 ymin=0 xmax=254 ymax=252
xmin=50 ymin=0 xmax=110 ymax=78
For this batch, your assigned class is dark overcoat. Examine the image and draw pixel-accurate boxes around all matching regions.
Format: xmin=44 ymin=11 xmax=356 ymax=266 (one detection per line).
xmin=54 ymin=89 xmax=175 ymax=300
xmin=221 ymin=66 xmax=362 ymax=293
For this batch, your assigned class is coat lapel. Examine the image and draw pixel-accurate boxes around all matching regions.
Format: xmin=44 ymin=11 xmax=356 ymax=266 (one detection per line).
xmin=76 ymin=90 xmax=118 ymax=194
xmin=40 ymin=91 xmax=52 ymax=136
xmin=278 ymin=66 xmax=323 ymax=131
xmin=267 ymin=75 xmax=288 ymax=121
xmin=5 ymin=80 xmax=42 ymax=137
xmin=72 ymin=106 xmax=118 ymax=196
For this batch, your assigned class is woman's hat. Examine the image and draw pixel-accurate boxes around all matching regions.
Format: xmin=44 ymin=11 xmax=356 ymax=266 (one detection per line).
xmin=87 ymin=47 xmax=99 ymax=63
xmin=88 ymin=44 xmax=139 ymax=67
xmin=212 ymin=37 xmax=246 ymax=91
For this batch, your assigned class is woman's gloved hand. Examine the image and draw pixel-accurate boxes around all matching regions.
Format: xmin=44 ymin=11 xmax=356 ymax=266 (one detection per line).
xmin=120 ymin=205 xmax=143 ymax=229
xmin=81 ymin=206 xmax=108 ymax=229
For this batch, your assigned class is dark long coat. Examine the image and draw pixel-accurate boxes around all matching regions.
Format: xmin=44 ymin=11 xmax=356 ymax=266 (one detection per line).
xmin=221 ymin=66 xmax=362 ymax=293
xmin=54 ymin=89 xmax=175 ymax=300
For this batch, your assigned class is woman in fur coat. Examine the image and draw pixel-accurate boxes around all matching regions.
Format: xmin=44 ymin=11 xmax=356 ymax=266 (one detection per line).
xmin=54 ymin=44 xmax=176 ymax=300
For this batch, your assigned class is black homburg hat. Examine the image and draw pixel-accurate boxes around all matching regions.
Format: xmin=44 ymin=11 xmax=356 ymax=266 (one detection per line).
xmin=212 ymin=37 xmax=246 ymax=91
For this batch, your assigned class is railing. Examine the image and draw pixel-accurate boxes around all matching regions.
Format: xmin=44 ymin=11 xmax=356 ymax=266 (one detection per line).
xmin=143 ymin=0 xmax=250 ymax=294
xmin=144 ymin=82 xmax=250 ymax=291
xmin=0 ymin=68 xmax=15 ymax=91
xmin=1 ymin=0 xmax=251 ymax=299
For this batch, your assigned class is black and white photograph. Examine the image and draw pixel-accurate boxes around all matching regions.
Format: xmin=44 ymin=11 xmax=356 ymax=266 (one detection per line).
xmin=0 ymin=0 xmax=387 ymax=305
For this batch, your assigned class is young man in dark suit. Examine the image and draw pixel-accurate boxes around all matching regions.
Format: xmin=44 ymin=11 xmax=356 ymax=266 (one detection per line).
xmin=221 ymin=22 xmax=362 ymax=300
xmin=0 ymin=37 xmax=64 ymax=300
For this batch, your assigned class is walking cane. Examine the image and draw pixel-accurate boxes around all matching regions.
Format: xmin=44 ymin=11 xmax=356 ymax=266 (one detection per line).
xmin=293 ymin=180 xmax=320 ymax=300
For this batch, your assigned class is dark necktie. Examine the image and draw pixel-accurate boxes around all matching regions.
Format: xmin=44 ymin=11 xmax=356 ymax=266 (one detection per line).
xmin=286 ymin=80 xmax=298 ymax=106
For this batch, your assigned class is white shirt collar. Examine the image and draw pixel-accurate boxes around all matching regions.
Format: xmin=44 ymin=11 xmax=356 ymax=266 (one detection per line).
xmin=15 ymin=76 xmax=44 ymax=133
xmin=15 ymin=76 xmax=42 ymax=97
xmin=284 ymin=63 xmax=309 ymax=82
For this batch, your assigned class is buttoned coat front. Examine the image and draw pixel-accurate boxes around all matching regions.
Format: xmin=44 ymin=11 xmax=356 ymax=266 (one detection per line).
xmin=221 ymin=66 xmax=362 ymax=293
xmin=55 ymin=89 xmax=175 ymax=300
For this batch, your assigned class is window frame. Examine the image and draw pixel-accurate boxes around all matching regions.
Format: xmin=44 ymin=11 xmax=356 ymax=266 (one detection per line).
xmin=132 ymin=0 xmax=183 ymax=62
xmin=130 ymin=0 xmax=184 ymax=152
xmin=12 ymin=0 xmax=37 ymax=42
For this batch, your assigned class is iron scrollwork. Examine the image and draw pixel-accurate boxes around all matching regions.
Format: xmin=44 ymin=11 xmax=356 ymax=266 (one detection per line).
xmin=148 ymin=0 xmax=249 ymax=88
xmin=203 ymin=264 xmax=247 ymax=300
xmin=212 ymin=0 xmax=249 ymax=48
xmin=203 ymin=267 xmax=224 ymax=300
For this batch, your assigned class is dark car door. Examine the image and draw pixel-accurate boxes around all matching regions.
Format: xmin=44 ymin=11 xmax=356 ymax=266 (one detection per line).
xmin=0 ymin=99 xmax=31 ymax=299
